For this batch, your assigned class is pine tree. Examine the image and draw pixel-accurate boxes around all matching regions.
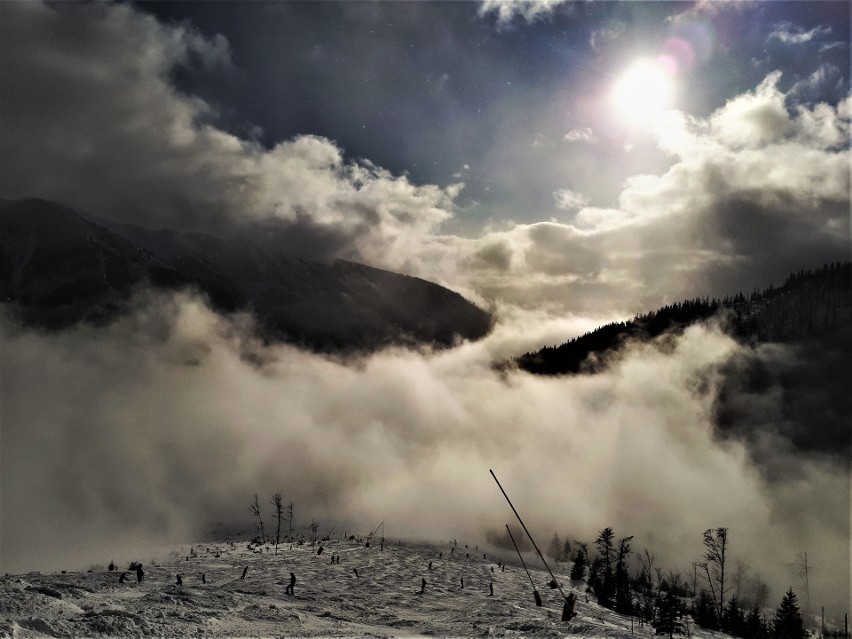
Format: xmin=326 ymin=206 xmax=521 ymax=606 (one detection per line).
xmin=654 ymin=591 xmax=684 ymax=637
xmin=547 ymin=533 xmax=562 ymax=562
xmin=614 ymin=536 xmax=634 ymax=615
xmin=744 ymin=605 xmax=766 ymax=639
xmin=595 ymin=527 xmax=616 ymax=608
xmin=772 ymin=589 xmax=807 ymax=639
xmin=723 ymin=597 xmax=745 ymax=636
xmin=693 ymin=590 xmax=718 ymax=630
xmin=587 ymin=556 xmax=604 ymax=595
xmin=570 ymin=548 xmax=587 ymax=581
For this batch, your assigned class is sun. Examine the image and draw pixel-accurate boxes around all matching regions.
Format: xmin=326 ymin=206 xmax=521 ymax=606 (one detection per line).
xmin=611 ymin=59 xmax=674 ymax=124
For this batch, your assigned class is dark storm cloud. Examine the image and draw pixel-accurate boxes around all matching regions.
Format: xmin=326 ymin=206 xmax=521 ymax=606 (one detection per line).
xmin=0 ymin=2 xmax=466 ymax=266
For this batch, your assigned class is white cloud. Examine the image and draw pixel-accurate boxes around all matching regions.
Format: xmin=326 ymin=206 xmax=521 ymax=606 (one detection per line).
xmin=552 ymin=188 xmax=589 ymax=210
xmin=1 ymin=2 xmax=848 ymax=322
xmin=478 ymin=0 xmax=567 ymax=26
xmin=564 ymin=127 xmax=596 ymax=142
xmin=789 ymin=64 xmax=844 ymax=103
xmin=768 ymin=21 xmax=832 ymax=45
xmin=709 ymin=71 xmax=793 ymax=148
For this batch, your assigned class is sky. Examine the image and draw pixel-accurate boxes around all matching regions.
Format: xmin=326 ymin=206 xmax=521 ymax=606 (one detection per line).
xmin=1 ymin=0 xmax=850 ymax=618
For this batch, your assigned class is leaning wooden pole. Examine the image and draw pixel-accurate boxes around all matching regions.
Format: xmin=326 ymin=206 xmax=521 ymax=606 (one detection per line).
xmin=490 ymin=469 xmax=567 ymax=600
xmin=506 ymin=524 xmax=543 ymax=606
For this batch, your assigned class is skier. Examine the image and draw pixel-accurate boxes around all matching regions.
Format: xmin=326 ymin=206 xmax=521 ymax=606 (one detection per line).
xmin=176 ymin=574 xmax=182 ymax=586
xmin=420 ymin=578 xmax=427 ymax=594
xmin=285 ymin=572 xmax=296 ymax=595
xmin=240 ymin=566 xmax=249 ymax=580
xmin=136 ymin=565 xmax=144 ymax=583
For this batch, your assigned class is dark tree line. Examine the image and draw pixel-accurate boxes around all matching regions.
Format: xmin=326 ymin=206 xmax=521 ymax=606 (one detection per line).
xmin=516 ymin=261 xmax=851 ymax=376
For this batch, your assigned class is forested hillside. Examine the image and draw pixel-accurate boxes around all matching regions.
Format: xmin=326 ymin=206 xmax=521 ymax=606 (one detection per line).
xmin=516 ymin=262 xmax=851 ymax=376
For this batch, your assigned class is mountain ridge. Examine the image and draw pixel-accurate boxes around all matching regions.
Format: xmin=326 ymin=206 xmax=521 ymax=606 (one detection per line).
xmin=0 ymin=197 xmax=492 ymax=352
xmin=515 ymin=261 xmax=852 ymax=376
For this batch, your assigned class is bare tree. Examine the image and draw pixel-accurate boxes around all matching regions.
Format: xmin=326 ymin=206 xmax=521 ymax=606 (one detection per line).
xmin=732 ymin=559 xmax=749 ymax=603
xmin=250 ymin=494 xmax=265 ymax=541
xmin=270 ymin=493 xmax=284 ymax=555
xmin=637 ymin=550 xmax=657 ymax=623
xmin=637 ymin=549 xmax=655 ymax=587
xmin=747 ymin=574 xmax=770 ymax=609
xmin=654 ymin=567 xmax=665 ymax=599
xmin=743 ymin=572 xmax=769 ymax=608
xmin=790 ymin=552 xmax=812 ymax=627
xmin=310 ymin=520 xmax=319 ymax=546
xmin=702 ymin=527 xmax=729 ymax=621
xmin=666 ymin=569 xmax=684 ymax=595
xmin=287 ymin=502 xmax=294 ymax=540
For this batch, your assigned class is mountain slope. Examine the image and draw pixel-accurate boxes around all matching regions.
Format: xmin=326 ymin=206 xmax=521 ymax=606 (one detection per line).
xmin=0 ymin=198 xmax=491 ymax=351
xmin=515 ymin=262 xmax=852 ymax=376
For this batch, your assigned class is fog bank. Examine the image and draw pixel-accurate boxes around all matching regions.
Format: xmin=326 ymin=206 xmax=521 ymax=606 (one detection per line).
xmin=1 ymin=291 xmax=847 ymax=615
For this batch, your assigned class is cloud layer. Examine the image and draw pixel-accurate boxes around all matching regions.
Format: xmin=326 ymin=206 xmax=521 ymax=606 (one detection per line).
xmin=2 ymin=1 xmax=847 ymax=319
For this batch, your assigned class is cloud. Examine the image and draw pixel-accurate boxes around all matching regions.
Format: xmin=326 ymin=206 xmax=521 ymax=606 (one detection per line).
xmin=477 ymin=0 xmax=568 ymax=26
xmin=1 ymin=292 xmax=847 ymax=614
xmin=0 ymin=2 xmax=460 ymax=267
xmin=768 ymin=21 xmax=832 ymax=45
xmin=564 ymin=127 xmax=596 ymax=143
xmin=667 ymin=0 xmax=756 ymax=25
xmin=1 ymin=2 xmax=847 ymax=324
xmin=708 ymin=71 xmax=793 ymax=148
xmin=552 ymin=188 xmax=589 ymax=210
xmin=589 ymin=20 xmax=625 ymax=52
xmin=789 ymin=64 xmax=845 ymax=104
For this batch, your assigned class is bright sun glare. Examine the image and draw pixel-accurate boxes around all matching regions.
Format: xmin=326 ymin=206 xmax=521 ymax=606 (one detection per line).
xmin=611 ymin=59 xmax=674 ymax=124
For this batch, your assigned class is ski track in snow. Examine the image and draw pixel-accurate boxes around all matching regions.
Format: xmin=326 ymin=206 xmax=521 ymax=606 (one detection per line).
xmin=0 ymin=539 xmax=730 ymax=638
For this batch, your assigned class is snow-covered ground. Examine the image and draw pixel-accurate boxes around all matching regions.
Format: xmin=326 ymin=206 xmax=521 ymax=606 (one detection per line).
xmin=0 ymin=537 xmax=732 ymax=638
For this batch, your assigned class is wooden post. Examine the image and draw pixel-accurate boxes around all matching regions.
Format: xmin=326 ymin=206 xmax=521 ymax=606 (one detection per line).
xmin=490 ymin=470 xmax=567 ymax=600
